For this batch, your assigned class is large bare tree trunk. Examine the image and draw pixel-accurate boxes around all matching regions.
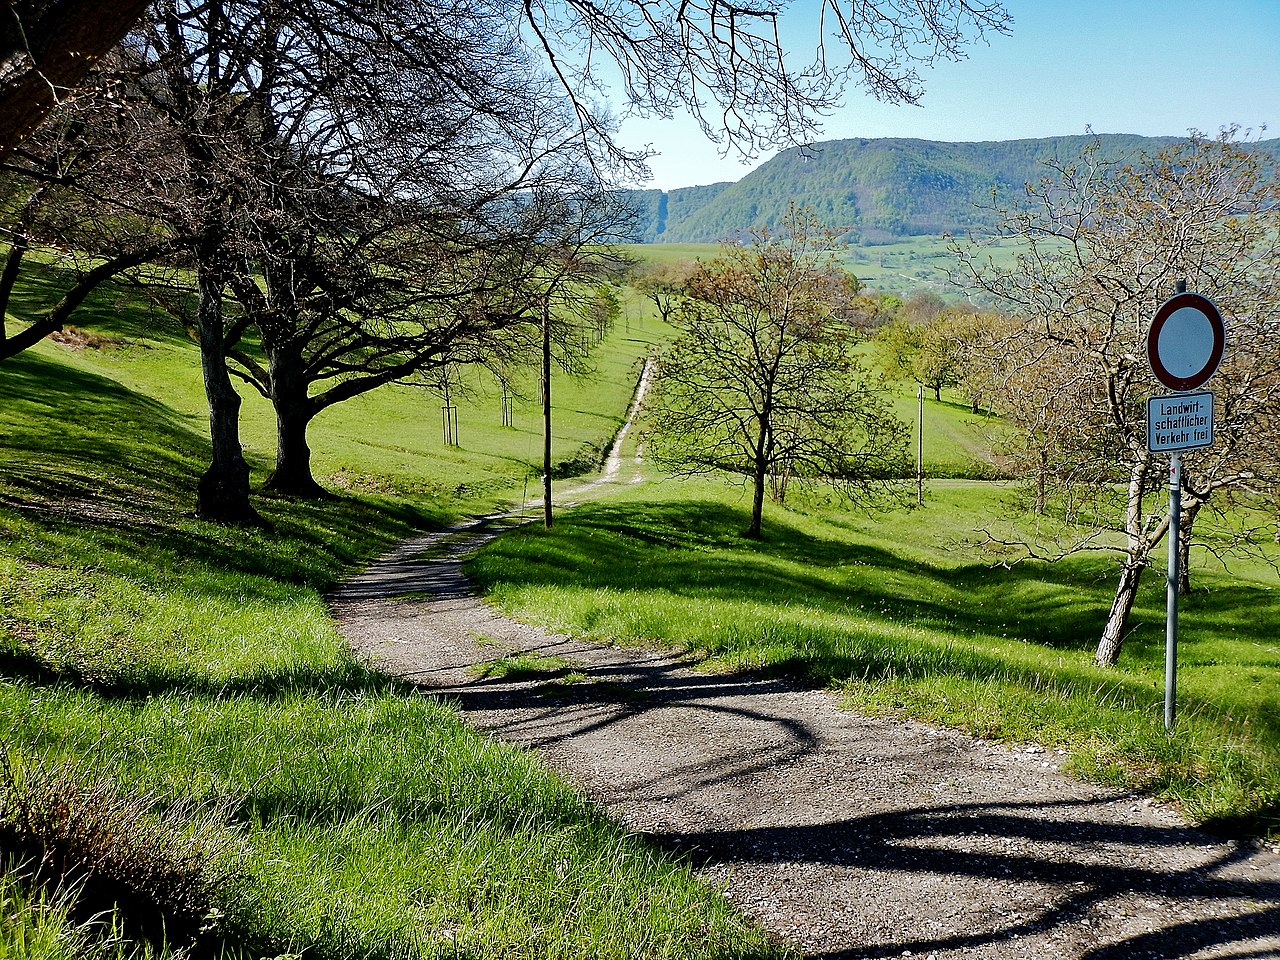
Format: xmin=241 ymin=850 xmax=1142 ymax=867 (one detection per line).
xmin=0 ymin=0 xmax=150 ymax=161
xmin=1095 ymin=457 xmax=1154 ymax=666
xmin=263 ymin=342 xmax=328 ymax=498
xmin=1095 ymin=453 xmax=1157 ymax=665
xmin=1095 ymin=558 xmax=1145 ymax=667
xmin=265 ymin=400 xmax=325 ymax=499
xmin=194 ymin=270 xmax=259 ymax=525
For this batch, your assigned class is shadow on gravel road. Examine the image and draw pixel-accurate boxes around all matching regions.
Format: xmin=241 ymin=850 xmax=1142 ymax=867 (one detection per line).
xmin=646 ymin=798 xmax=1280 ymax=960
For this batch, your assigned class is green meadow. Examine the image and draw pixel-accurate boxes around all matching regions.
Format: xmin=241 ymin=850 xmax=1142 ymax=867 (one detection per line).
xmin=469 ymin=475 xmax=1280 ymax=836
xmin=2 ymin=243 xmax=1277 ymax=960
xmin=619 ymin=235 xmax=1029 ymax=299
xmin=0 ymin=268 xmax=781 ymax=959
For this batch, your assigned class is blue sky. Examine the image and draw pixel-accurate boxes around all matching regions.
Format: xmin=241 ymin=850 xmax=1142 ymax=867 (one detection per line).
xmin=617 ymin=0 xmax=1280 ymax=190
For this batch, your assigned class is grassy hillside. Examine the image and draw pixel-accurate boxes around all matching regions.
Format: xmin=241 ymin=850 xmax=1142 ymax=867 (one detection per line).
xmin=8 ymin=236 xmax=1275 ymax=960
xmin=622 ymin=134 xmax=1280 ymax=244
xmin=0 ymin=281 xmax=785 ymax=959
xmin=5 ymin=261 xmax=664 ymax=512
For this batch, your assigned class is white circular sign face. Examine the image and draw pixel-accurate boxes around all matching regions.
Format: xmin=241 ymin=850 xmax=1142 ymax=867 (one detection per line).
xmin=1147 ymin=293 xmax=1225 ymax=392
xmin=1155 ymin=306 xmax=1217 ymax=379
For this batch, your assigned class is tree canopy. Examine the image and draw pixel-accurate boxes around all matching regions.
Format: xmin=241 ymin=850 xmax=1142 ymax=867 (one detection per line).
xmin=648 ymin=205 xmax=907 ymax=538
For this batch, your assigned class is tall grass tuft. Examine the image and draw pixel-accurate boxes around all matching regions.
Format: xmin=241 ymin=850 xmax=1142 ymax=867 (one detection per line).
xmin=0 ymin=753 xmax=242 ymax=956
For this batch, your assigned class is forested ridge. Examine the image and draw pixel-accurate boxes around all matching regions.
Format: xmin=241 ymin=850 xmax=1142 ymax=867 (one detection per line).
xmin=625 ymin=133 xmax=1280 ymax=243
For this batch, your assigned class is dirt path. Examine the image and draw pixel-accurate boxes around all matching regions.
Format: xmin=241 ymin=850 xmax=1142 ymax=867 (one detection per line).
xmin=330 ymin=363 xmax=1280 ymax=959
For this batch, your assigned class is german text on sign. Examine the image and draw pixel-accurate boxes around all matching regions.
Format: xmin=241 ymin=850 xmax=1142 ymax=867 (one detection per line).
xmin=1147 ymin=391 xmax=1215 ymax=453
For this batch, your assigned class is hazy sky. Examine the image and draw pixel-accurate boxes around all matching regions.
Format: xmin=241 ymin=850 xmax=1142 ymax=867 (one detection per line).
xmin=617 ymin=0 xmax=1280 ymax=190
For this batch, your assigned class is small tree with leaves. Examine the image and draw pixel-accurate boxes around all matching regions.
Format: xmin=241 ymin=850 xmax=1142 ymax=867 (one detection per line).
xmin=633 ymin=259 xmax=697 ymax=324
xmin=878 ymin=303 xmax=1005 ymax=407
xmin=648 ymin=205 xmax=907 ymax=539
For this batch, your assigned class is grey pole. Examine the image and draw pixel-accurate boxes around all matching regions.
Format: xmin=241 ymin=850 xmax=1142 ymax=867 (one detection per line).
xmin=917 ymin=383 xmax=924 ymax=507
xmin=1164 ymin=279 xmax=1188 ymax=732
xmin=1165 ymin=451 xmax=1181 ymax=731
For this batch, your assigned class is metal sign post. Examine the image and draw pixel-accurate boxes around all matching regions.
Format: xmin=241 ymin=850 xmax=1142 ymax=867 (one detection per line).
xmin=1165 ymin=453 xmax=1181 ymax=730
xmin=1145 ymin=287 xmax=1225 ymax=732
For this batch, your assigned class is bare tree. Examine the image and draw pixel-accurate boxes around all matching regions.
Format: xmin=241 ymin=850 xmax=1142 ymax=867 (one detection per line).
xmin=225 ymin=181 xmax=629 ymax=497
xmin=955 ymin=132 xmax=1280 ymax=667
xmin=21 ymin=0 xmax=1007 ymax=523
xmin=648 ymin=205 xmax=908 ymax=539
xmin=0 ymin=62 xmax=180 ymax=362
xmin=523 ymin=0 xmax=1011 ymax=169
xmin=113 ymin=0 xmax=587 ymax=519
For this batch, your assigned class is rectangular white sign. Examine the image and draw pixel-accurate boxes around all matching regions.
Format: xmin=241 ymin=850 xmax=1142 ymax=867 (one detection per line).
xmin=1147 ymin=391 xmax=1215 ymax=452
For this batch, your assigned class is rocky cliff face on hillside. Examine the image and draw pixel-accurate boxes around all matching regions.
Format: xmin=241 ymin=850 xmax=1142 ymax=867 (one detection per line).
xmin=621 ymin=134 xmax=1280 ymax=244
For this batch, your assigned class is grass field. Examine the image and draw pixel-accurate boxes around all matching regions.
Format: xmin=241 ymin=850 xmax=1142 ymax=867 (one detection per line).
xmin=618 ymin=234 xmax=1029 ymax=300
xmin=468 ymin=474 xmax=1280 ymax=839
xmin=7 ymin=261 xmax=663 ymax=512
xmin=0 ymin=276 xmax=783 ymax=959
xmin=4 ymin=248 xmax=1278 ymax=959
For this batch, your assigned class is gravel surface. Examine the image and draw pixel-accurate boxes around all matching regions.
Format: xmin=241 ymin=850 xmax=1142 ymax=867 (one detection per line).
xmin=331 ymin=513 xmax=1280 ymax=960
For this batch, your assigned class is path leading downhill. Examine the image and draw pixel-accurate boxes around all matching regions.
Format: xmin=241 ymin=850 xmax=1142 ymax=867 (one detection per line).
xmin=330 ymin=362 xmax=1280 ymax=959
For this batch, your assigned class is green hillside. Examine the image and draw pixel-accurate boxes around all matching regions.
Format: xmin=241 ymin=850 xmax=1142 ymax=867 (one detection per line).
xmin=622 ymin=182 xmax=733 ymax=242
xmin=623 ymin=134 xmax=1280 ymax=243
xmin=0 ymin=278 xmax=790 ymax=959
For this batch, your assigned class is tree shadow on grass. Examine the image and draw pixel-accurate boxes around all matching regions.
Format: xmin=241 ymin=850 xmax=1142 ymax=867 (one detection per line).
xmin=0 ymin=637 xmax=411 ymax=703
xmin=479 ymin=498 xmax=1133 ymax=654
xmin=468 ymin=497 xmax=1280 ymax=806
xmin=2 ymin=352 xmax=441 ymax=590
xmin=0 ymin=351 xmax=212 ymax=505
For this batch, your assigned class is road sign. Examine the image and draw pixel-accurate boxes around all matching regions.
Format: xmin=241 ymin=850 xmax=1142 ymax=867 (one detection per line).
xmin=1146 ymin=291 xmax=1226 ymax=732
xmin=1147 ymin=292 xmax=1225 ymax=391
xmin=1148 ymin=391 xmax=1214 ymax=453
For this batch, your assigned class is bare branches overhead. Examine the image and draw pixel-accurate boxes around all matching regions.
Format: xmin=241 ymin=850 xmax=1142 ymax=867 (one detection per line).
xmin=0 ymin=0 xmax=151 ymax=160
xmin=521 ymin=0 xmax=1011 ymax=168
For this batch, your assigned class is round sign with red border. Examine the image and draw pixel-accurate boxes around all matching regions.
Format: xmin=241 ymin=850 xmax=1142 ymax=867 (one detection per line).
xmin=1147 ymin=292 xmax=1225 ymax=391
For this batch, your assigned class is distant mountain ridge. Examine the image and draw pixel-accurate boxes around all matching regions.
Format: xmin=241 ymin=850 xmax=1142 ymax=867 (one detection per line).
xmin=622 ymin=134 xmax=1280 ymax=244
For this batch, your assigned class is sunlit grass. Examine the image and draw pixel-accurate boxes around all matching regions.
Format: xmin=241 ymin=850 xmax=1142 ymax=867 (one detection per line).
xmin=469 ymin=653 xmax=582 ymax=681
xmin=0 ymin=278 xmax=782 ymax=958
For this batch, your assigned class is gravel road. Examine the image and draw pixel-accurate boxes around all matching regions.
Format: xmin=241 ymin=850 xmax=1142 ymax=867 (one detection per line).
xmin=331 ymin=513 xmax=1280 ymax=960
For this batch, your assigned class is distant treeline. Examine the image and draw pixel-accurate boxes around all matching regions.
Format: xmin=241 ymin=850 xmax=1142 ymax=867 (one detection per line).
xmin=621 ymin=134 xmax=1280 ymax=244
